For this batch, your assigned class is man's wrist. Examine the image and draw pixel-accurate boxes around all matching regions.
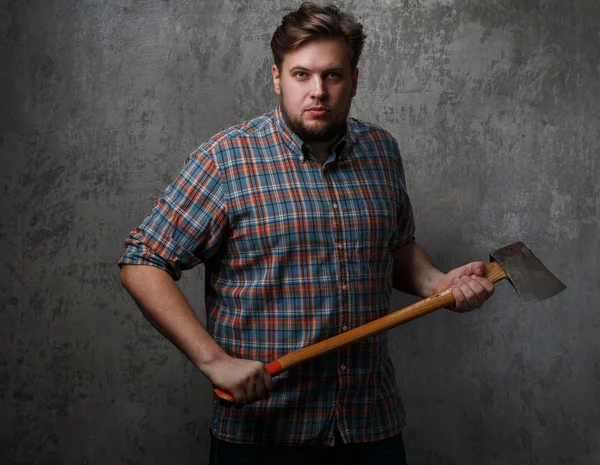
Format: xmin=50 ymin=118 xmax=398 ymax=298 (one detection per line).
xmin=195 ymin=348 xmax=231 ymax=381
xmin=421 ymin=269 xmax=447 ymax=297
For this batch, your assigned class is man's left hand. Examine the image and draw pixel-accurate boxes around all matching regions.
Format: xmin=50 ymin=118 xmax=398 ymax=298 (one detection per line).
xmin=433 ymin=262 xmax=495 ymax=312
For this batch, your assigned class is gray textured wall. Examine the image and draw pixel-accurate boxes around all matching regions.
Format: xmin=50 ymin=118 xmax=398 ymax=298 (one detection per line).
xmin=1 ymin=0 xmax=599 ymax=464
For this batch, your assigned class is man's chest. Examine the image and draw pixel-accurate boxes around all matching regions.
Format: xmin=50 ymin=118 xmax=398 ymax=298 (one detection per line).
xmin=224 ymin=156 xmax=402 ymax=255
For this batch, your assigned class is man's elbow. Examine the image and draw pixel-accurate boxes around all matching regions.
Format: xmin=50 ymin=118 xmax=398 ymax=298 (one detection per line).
xmin=119 ymin=264 xmax=137 ymax=291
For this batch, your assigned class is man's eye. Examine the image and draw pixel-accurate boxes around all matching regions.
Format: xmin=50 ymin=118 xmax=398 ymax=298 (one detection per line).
xmin=294 ymin=72 xmax=307 ymax=78
xmin=327 ymin=73 xmax=340 ymax=79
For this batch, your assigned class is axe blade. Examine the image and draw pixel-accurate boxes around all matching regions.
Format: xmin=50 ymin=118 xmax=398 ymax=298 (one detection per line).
xmin=490 ymin=242 xmax=566 ymax=304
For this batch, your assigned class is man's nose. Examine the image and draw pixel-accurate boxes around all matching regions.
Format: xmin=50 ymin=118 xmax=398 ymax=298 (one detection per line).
xmin=310 ymin=76 xmax=326 ymax=99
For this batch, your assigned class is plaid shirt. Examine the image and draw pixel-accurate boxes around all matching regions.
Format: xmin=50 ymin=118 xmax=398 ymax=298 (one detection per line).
xmin=118 ymin=106 xmax=415 ymax=446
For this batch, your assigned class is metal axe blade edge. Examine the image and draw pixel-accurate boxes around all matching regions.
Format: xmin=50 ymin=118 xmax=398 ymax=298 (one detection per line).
xmin=490 ymin=241 xmax=567 ymax=304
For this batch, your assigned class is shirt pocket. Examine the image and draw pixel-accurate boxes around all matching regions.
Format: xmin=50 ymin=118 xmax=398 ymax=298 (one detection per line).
xmin=356 ymin=196 xmax=397 ymax=254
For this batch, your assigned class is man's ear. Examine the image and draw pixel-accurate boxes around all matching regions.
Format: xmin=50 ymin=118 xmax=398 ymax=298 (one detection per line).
xmin=351 ymin=67 xmax=359 ymax=97
xmin=272 ymin=64 xmax=281 ymax=95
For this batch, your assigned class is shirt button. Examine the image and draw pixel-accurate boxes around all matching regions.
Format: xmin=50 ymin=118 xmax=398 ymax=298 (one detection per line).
xmin=342 ymin=284 xmax=347 ymax=290
xmin=342 ymin=325 xmax=348 ymax=332
xmin=340 ymin=364 xmax=346 ymax=371
xmin=337 ymin=243 xmax=343 ymax=250
xmin=332 ymin=203 xmax=338 ymax=210
xmin=337 ymin=403 xmax=342 ymax=410
xmin=300 ymin=156 xmax=305 ymax=162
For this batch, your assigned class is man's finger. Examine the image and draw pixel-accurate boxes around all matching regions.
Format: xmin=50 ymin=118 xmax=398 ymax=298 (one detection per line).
xmin=451 ymin=284 xmax=468 ymax=312
xmin=458 ymin=277 xmax=479 ymax=310
xmin=254 ymin=376 xmax=266 ymax=402
xmin=244 ymin=378 xmax=258 ymax=404
xmin=235 ymin=387 xmax=248 ymax=408
xmin=462 ymin=277 xmax=486 ymax=308
xmin=264 ymin=370 xmax=274 ymax=392
xmin=472 ymin=275 xmax=495 ymax=298
xmin=465 ymin=261 xmax=486 ymax=277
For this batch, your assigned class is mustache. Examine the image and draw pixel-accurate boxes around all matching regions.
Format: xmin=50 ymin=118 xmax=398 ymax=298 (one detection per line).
xmin=304 ymin=99 xmax=330 ymax=111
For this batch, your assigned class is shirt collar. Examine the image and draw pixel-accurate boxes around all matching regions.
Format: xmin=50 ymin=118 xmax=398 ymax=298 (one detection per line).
xmin=274 ymin=105 xmax=353 ymax=162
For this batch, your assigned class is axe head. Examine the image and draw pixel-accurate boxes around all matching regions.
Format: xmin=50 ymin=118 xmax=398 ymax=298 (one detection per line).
xmin=490 ymin=242 xmax=566 ymax=304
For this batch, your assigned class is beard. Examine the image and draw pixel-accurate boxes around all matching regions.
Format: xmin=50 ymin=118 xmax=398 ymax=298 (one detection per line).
xmin=280 ymin=92 xmax=351 ymax=143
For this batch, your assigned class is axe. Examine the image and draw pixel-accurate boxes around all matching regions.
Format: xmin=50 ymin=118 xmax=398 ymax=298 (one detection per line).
xmin=214 ymin=242 xmax=566 ymax=403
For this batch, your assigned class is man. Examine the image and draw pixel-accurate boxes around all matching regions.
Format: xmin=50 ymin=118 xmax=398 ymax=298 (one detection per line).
xmin=118 ymin=3 xmax=494 ymax=464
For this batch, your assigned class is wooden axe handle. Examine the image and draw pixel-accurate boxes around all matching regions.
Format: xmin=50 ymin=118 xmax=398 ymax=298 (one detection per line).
xmin=214 ymin=262 xmax=507 ymax=403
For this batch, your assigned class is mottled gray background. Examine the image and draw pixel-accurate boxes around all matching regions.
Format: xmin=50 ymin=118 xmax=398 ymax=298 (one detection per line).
xmin=1 ymin=0 xmax=599 ymax=464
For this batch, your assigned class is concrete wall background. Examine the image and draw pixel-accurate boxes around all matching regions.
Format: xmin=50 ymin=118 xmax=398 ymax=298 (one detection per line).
xmin=1 ymin=0 xmax=598 ymax=463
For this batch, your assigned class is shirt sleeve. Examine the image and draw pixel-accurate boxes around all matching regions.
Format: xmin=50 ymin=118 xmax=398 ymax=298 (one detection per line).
xmin=390 ymin=139 xmax=416 ymax=250
xmin=117 ymin=148 xmax=228 ymax=280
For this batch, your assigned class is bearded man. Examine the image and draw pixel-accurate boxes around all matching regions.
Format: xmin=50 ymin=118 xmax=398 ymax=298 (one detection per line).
xmin=118 ymin=3 xmax=494 ymax=464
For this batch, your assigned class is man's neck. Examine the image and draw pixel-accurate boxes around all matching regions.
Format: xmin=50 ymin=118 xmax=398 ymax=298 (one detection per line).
xmin=304 ymin=131 xmax=345 ymax=165
xmin=305 ymin=140 xmax=334 ymax=165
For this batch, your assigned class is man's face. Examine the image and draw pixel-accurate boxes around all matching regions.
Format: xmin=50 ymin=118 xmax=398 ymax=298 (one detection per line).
xmin=272 ymin=39 xmax=359 ymax=142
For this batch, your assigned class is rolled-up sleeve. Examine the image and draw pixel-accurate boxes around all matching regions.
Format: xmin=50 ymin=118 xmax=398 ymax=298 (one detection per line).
xmin=393 ymin=186 xmax=416 ymax=249
xmin=390 ymin=139 xmax=416 ymax=250
xmin=118 ymin=149 xmax=228 ymax=280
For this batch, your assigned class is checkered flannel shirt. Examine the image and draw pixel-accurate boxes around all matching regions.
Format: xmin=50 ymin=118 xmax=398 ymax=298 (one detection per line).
xmin=118 ymin=105 xmax=416 ymax=446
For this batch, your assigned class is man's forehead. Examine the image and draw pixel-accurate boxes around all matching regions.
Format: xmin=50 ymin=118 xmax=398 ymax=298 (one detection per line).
xmin=281 ymin=39 xmax=351 ymax=70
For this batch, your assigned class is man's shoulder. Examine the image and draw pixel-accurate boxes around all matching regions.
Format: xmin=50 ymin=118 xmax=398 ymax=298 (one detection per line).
xmin=199 ymin=110 xmax=277 ymax=155
xmin=348 ymin=117 xmax=399 ymax=147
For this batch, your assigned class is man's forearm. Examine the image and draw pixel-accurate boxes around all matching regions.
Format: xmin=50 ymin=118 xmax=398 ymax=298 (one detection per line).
xmin=391 ymin=242 xmax=446 ymax=297
xmin=119 ymin=264 xmax=228 ymax=377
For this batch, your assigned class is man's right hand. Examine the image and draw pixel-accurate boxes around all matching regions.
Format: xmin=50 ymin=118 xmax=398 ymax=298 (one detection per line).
xmin=206 ymin=355 xmax=274 ymax=407
xmin=119 ymin=265 xmax=274 ymax=407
